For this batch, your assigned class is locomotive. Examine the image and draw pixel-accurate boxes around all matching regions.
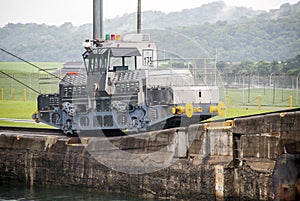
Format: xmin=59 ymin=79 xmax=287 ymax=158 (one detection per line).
xmin=32 ymin=33 xmax=225 ymax=135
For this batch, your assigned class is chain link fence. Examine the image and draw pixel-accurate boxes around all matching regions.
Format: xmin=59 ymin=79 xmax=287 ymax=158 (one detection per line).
xmin=222 ymin=74 xmax=299 ymax=108
xmin=1 ymin=73 xmax=299 ymax=108
xmin=0 ymin=74 xmax=59 ymax=102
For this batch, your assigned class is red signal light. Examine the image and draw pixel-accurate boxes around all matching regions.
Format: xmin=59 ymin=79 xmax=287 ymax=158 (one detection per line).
xmin=111 ymin=34 xmax=115 ymax=40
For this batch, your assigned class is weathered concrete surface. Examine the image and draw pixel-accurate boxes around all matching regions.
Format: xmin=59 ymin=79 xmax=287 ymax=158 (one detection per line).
xmin=0 ymin=110 xmax=299 ymax=200
xmin=232 ymin=111 xmax=300 ymax=200
xmin=0 ymin=130 xmax=219 ymax=200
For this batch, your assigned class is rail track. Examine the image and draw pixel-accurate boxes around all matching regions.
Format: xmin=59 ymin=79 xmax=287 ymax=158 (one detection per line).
xmin=0 ymin=108 xmax=299 ymax=137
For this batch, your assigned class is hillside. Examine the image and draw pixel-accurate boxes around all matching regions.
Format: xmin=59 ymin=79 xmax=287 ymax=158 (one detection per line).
xmin=0 ymin=1 xmax=299 ymax=63
xmin=104 ymin=1 xmax=264 ymax=33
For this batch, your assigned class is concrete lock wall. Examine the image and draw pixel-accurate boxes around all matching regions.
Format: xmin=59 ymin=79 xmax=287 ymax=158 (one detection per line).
xmin=0 ymin=110 xmax=299 ymax=200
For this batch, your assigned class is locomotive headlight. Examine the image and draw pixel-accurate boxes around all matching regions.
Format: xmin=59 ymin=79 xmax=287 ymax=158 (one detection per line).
xmin=93 ymin=83 xmax=100 ymax=92
xmin=172 ymin=106 xmax=185 ymax=115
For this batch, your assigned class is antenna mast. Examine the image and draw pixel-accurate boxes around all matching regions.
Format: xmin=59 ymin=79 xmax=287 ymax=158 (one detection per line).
xmin=137 ymin=0 xmax=141 ymax=33
xmin=93 ymin=0 xmax=103 ymax=39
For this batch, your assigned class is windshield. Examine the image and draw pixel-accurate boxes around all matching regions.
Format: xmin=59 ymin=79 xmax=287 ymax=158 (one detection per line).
xmin=110 ymin=56 xmax=136 ymax=71
xmin=83 ymin=48 xmax=109 ymax=73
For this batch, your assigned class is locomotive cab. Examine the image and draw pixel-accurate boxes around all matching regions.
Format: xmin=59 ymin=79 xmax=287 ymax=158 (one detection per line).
xmin=77 ymin=42 xmax=151 ymax=133
xmin=82 ymin=47 xmax=141 ymax=96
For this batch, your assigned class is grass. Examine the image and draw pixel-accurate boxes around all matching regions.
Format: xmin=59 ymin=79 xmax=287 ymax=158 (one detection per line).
xmin=0 ymin=120 xmax=54 ymax=128
xmin=0 ymin=100 xmax=55 ymax=128
xmin=225 ymin=88 xmax=298 ymax=107
xmin=0 ymin=62 xmax=63 ymax=74
xmin=205 ymin=107 xmax=276 ymax=122
xmin=224 ymin=107 xmax=274 ymax=118
xmin=0 ymin=100 xmax=37 ymax=119
xmin=0 ymin=100 xmax=44 ymax=128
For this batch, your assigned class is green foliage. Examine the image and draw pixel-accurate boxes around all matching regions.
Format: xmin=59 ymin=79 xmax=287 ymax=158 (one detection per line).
xmin=0 ymin=1 xmax=299 ymax=65
xmin=219 ymin=53 xmax=300 ymax=76
xmin=0 ymin=23 xmax=91 ymax=62
xmin=178 ymin=8 xmax=300 ymax=62
xmin=282 ymin=54 xmax=300 ymax=75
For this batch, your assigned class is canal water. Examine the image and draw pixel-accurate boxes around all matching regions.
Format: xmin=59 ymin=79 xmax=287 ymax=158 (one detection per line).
xmin=0 ymin=183 xmax=158 ymax=201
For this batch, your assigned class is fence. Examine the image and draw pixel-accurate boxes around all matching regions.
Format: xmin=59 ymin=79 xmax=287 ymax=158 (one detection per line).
xmin=1 ymin=73 xmax=299 ymax=108
xmin=0 ymin=74 xmax=59 ymax=102
xmin=222 ymin=74 xmax=299 ymax=108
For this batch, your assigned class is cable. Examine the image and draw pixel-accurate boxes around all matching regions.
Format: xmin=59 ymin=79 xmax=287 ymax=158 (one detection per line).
xmin=0 ymin=47 xmax=67 ymax=83
xmin=0 ymin=70 xmax=41 ymax=94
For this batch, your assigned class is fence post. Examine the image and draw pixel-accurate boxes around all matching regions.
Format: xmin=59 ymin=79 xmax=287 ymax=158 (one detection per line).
xmin=24 ymin=89 xmax=27 ymax=102
xmin=11 ymin=88 xmax=14 ymax=100
xmin=290 ymin=96 xmax=293 ymax=109
xmin=226 ymin=95 xmax=230 ymax=109
xmin=258 ymin=95 xmax=261 ymax=111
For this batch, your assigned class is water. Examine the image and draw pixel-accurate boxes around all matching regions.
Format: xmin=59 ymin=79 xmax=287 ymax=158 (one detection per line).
xmin=0 ymin=184 xmax=158 ymax=201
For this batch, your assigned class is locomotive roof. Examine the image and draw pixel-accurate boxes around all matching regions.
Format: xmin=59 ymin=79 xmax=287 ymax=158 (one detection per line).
xmin=110 ymin=47 xmax=141 ymax=57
